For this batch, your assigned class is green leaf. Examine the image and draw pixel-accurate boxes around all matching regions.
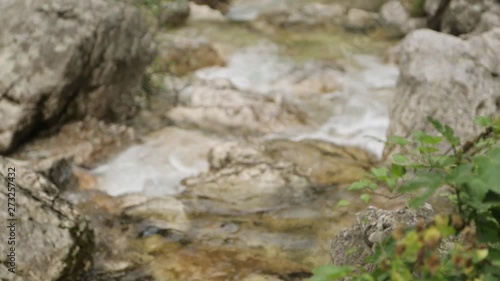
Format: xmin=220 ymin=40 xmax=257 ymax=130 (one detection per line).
xmin=392 ymin=154 xmax=409 ymax=165
xmin=428 ymin=116 xmax=460 ymax=146
xmin=390 ymin=164 xmax=406 ymax=179
xmin=418 ymin=146 xmax=440 ymax=154
xmin=336 ymin=200 xmax=350 ymax=207
xmin=399 ymin=171 xmax=445 ymax=193
xmin=360 ymin=194 xmax=371 ymax=203
xmin=475 ymin=116 xmax=493 ymax=127
xmin=412 ymin=130 xmax=442 ymax=145
xmin=309 ymin=265 xmax=355 ymax=281
xmin=389 ymin=136 xmax=410 ymax=146
xmin=371 ymin=167 xmax=389 ymax=179
xmin=349 ymin=179 xmax=375 ymax=191
xmin=427 ymin=116 xmax=444 ymax=132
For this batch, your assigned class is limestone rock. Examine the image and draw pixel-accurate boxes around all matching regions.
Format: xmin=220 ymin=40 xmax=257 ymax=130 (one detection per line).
xmin=441 ymin=0 xmax=498 ymax=35
xmin=380 ymin=1 xmax=427 ymax=37
xmin=329 ymin=204 xmax=435 ymax=267
xmin=336 ymin=0 xmax=390 ymax=12
xmin=10 ymin=118 xmax=137 ymax=168
xmin=0 ymin=0 xmax=156 ymax=154
xmin=0 ymin=157 xmax=93 ymax=281
xmin=263 ymin=3 xmax=347 ymax=28
xmin=343 ymin=8 xmax=380 ymax=31
xmin=158 ymin=0 xmax=191 ymax=26
xmin=167 ymin=79 xmax=307 ymax=136
xmin=181 ymin=139 xmax=373 ymax=214
xmin=384 ymin=28 xmax=500 ymax=159
xmin=425 ymin=0 xmax=500 ymax=35
xmin=154 ymin=34 xmax=225 ymax=76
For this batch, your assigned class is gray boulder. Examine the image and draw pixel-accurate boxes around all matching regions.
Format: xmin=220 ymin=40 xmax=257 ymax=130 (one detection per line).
xmin=425 ymin=0 xmax=500 ymax=35
xmin=0 ymin=157 xmax=93 ymax=281
xmin=384 ymin=28 xmax=500 ymax=159
xmin=442 ymin=0 xmax=498 ymax=35
xmin=0 ymin=0 xmax=156 ymax=154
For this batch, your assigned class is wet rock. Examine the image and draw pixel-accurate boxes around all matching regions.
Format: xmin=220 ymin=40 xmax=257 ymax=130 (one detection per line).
xmin=10 ymin=118 xmax=137 ymax=168
xmin=123 ymin=196 xmax=190 ymax=232
xmin=181 ymin=139 xmax=373 ymax=214
xmin=336 ymin=0 xmax=390 ymax=12
xmin=0 ymin=157 xmax=93 ymax=281
xmin=154 ymin=34 xmax=225 ymax=76
xmin=0 ymin=0 xmax=156 ymax=154
xmin=384 ymin=28 xmax=500 ymax=159
xmin=182 ymin=159 xmax=311 ymax=214
xmin=167 ymin=79 xmax=307 ymax=136
xmin=343 ymin=8 xmax=380 ymax=31
xmin=143 ymin=240 xmax=311 ymax=281
xmin=263 ymin=3 xmax=347 ymax=29
xmin=329 ymin=204 xmax=435 ymax=267
xmin=272 ymin=62 xmax=344 ymax=97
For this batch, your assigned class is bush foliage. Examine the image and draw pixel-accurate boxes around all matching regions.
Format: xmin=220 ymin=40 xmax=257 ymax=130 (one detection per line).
xmin=310 ymin=116 xmax=500 ymax=281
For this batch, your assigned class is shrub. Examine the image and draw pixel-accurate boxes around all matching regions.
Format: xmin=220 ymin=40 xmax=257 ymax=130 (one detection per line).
xmin=310 ymin=116 xmax=500 ymax=281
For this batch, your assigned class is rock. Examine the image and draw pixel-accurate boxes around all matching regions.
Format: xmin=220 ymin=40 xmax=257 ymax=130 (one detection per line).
xmin=329 ymin=204 xmax=435 ymax=267
xmin=0 ymin=0 xmax=156 ymax=154
xmin=10 ymin=118 xmax=137 ymax=168
xmin=264 ymin=3 xmax=347 ymax=28
xmin=424 ymin=0 xmax=442 ymax=16
xmin=468 ymin=4 xmax=500 ymax=36
xmin=380 ymin=1 xmax=427 ymax=37
xmin=272 ymin=62 xmax=344 ymax=97
xmin=181 ymin=139 xmax=373 ymax=214
xmin=167 ymin=79 xmax=307 ymax=136
xmin=441 ymin=0 xmax=496 ymax=35
xmin=384 ymin=28 xmax=500 ymax=159
xmin=428 ymin=0 xmax=500 ymax=35
xmin=191 ymin=0 xmax=232 ymax=13
xmin=0 ymin=157 xmax=93 ymax=281
xmin=153 ymin=34 xmax=225 ymax=76
xmin=399 ymin=0 xmax=427 ymax=16
xmin=336 ymin=0 xmax=390 ymax=12
xmin=142 ymin=241 xmax=311 ymax=281
xmin=343 ymin=8 xmax=380 ymax=31
xmin=123 ymin=196 xmax=190 ymax=232
xmin=158 ymin=0 xmax=191 ymax=26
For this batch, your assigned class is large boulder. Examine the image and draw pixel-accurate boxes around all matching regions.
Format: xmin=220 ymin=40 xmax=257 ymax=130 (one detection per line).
xmin=0 ymin=0 xmax=156 ymax=154
xmin=384 ymin=28 xmax=500 ymax=158
xmin=0 ymin=157 xmax=94 ymax=281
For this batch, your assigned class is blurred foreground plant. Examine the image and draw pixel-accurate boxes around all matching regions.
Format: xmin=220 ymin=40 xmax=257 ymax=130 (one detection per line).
xmin=311 ymin=116 xmax=500 ymax=281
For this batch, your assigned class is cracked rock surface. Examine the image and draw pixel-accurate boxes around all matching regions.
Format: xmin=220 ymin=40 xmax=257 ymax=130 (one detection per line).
xmin=0 ymin=0 xmax=156 ymax=153
xmin=384 ymin=28 xmax=500 ymax=159
xmin=0 ymin=157 xmax=93 ymax=281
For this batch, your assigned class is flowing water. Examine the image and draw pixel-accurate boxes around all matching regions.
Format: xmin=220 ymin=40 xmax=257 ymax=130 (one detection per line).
xmin=83 ymin=2 xmax=403 ymax=279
